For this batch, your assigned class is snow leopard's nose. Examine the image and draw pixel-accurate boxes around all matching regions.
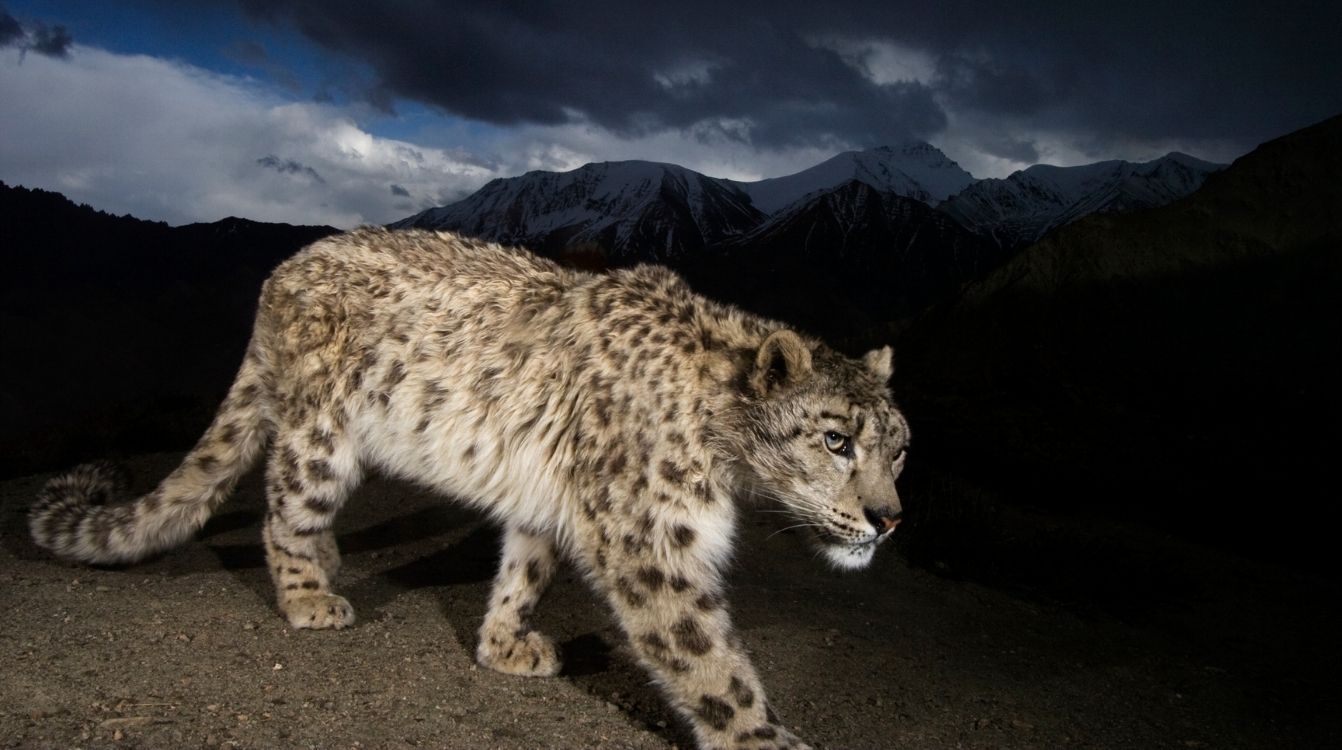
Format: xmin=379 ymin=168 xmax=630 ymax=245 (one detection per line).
xmin=863 ymin=506 xmax=901 ymax=536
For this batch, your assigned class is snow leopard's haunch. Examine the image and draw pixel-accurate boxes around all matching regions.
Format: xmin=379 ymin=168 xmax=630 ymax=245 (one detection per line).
xmin=30 ymin=228 xmax=910 ymax=750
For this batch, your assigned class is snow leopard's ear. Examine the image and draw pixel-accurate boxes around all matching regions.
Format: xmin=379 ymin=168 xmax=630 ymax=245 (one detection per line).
xmin=751 ymin=330 xmax=812 ymax=396
xmin=863 ymin=345 xmax=893 ymax=381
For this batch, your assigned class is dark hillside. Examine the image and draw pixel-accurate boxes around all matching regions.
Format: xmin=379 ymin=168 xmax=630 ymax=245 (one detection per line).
xmin=0 ymin=182 xmax=338 ymax=478
xmin=688 ymin=181 xmax=1003 ymax=339
xmin=895 ymin=115 xmax=1342 ymax=573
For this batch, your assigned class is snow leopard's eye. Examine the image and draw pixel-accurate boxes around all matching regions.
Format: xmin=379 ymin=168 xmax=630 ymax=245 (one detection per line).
xmin=891 ymin=448 xmax=907 ymax=471
xmin=823 ymin=431 xmax=851 ymax=457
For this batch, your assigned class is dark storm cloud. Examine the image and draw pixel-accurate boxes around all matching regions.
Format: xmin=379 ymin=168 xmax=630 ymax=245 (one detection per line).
xmin=257 ymin=154 xmax=325 ymax=184
xmin=0 ymin=8 xmax=22 ymax=47
xmin=222 ymin=0 xmax=1340 ymax=154
xmin=390 ymin=184 xmax=410 ymax=197
xmin=231 ymin=0 xmax=947 ymax=148
xmin=1 ymin=5 xmax=74 ymax=59
xmin=976 ymin=134 xmax=1041 ymax=165
xmin=917 ymin=1 xmax=1342 ymax=153
xmin=29 ymin=23 xmax=73 ymax=58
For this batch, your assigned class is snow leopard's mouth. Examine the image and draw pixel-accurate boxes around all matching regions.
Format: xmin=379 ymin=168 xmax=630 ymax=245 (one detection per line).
xmin=815 ymin=522 xmax=896 ymax=548
xmin=818 ymin=537 xmax=881 ymax=570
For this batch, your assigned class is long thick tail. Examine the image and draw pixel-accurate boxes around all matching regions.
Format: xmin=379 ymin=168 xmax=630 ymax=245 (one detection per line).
xmin=30 ymin=347 xmax=271 ymax=565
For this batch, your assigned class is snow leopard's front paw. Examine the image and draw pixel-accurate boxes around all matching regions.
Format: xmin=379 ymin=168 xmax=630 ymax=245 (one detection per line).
xmin=283 ymin=593 xmax=355 ymax=630
xmin=476 ymin=625 xmax=562 ymax=677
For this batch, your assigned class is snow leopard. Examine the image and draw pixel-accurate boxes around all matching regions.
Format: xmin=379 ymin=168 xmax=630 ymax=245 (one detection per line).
xmin=29 ymin=227 xmax=909 ymax=750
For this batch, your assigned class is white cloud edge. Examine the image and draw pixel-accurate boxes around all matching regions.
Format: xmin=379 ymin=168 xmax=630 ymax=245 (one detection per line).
xmin=0 ymin=44 xmax=497 ymax=228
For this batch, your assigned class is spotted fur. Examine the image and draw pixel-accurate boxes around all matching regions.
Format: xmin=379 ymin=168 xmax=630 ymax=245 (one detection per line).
xmin=29 ymin=228 xmax=910 ymax=749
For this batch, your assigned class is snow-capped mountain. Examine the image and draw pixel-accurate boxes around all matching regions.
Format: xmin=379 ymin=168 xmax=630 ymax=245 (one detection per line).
xmin=730 ymin=142 xmax=976 ymax=214
xmin=939 ymin=153 xmax=1224 ymax=248
xmin=394 ymin=142 xmax=980 ymax=266
xmin=393 ymin=144 xmax=1225 ymax=303
xmin=393 ymin=160 xmax=762 ymax=265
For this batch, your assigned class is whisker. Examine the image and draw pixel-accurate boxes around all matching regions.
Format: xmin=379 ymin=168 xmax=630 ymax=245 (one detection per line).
xmin=767 ymin=522 xmax=823 ymax=540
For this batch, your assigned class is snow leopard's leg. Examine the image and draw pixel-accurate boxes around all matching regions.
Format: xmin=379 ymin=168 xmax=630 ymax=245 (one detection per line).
xmin=261 ymin=420 xmax=361 ymax=630
xmin=476 ymin=525 xmax=562 ymax=677
xmin=599 ymin=554 xmax=809 ymax=750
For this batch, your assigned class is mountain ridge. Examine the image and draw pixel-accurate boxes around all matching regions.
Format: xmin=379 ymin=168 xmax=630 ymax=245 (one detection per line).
xmin=938 ymin=152 xmax=1224 ymax=249
xmin=727 ymin=141 xmax=976 ymax=213
xmin=396 ymin=143 xmax=1226 ymax=270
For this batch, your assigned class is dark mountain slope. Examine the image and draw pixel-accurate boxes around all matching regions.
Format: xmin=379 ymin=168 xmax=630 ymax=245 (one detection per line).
xmin=896 ymin=114 xmax=1342 ymax=568
xmin=694 ymin=181 xmax=1000 ymax=334
xmin=0 ymin=182 xmax=338 ymax=477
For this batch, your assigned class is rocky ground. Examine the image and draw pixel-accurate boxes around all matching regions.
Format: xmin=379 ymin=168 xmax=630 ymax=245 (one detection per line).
xmin=2 ymin=452 xmax=1337 ymax=749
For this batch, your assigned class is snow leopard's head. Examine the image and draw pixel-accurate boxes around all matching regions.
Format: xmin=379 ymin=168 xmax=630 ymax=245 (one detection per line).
xmin=735 ymin=330 xmax=909 ymax=570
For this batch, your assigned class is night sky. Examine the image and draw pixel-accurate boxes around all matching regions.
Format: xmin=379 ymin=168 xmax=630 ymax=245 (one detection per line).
xmin=2 ymin=0 xmax=1339 ymax=228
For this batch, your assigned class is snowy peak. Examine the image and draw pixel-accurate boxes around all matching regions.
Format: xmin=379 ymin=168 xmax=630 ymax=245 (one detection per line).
xmin=401 ymin=160 xmax=687 ymax=235
xmin=394 ymin=160 xmax=762 ymax=264
xmin=732 ymin=142 xmax=976 ymax=214
xmin=940 ymin=152 xmax=1225 ymax=248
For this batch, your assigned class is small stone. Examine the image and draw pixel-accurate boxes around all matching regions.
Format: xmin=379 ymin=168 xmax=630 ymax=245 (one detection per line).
xmin=26 ymin=697 xmax=64 ymax=720
xmin=99 ymin=717 xmax=153 ymax=730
